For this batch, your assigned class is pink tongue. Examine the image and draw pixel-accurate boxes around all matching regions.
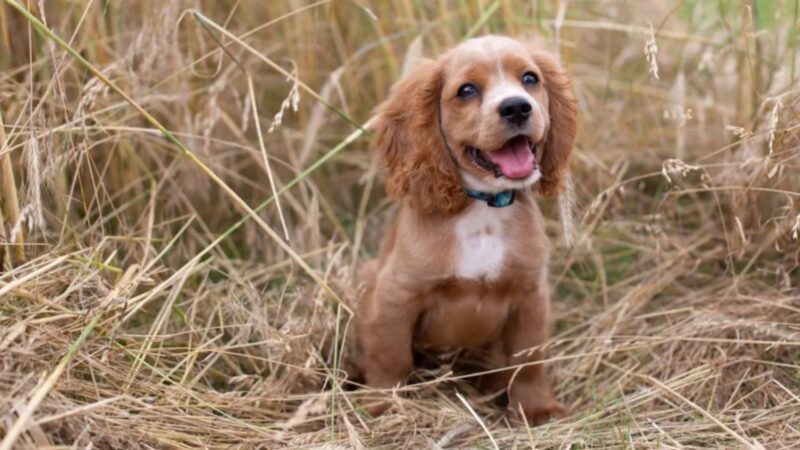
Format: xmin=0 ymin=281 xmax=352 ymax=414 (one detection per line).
xmin=486 ymin=137 xmax=534 ymax=179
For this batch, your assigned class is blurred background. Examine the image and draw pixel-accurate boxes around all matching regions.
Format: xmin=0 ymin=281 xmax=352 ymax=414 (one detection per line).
xmin=1 ymin=1 xmax=798 ymax=448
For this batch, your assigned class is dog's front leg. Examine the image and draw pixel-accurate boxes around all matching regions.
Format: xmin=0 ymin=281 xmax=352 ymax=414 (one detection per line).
xmin=356 ymin=274 xmax=421 ymax=414
xmin=495 ymin=286 xmax=566 ymax=425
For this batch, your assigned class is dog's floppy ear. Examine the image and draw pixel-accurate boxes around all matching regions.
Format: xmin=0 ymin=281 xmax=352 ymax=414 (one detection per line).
xmin=530 ymin=46 xmax=578 ymax=196
xmin=371 ymin=59 xmax=467 ymax=214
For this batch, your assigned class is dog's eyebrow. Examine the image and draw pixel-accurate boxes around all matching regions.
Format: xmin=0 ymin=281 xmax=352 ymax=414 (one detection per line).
xmin=457 ymin=66 xmax=490 ymax=88
xmin=501 ymin=54 xmax=533 ymax=77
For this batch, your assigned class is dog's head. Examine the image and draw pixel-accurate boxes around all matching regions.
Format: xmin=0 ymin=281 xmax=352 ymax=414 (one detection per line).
xmin=372 ymin=35 xmax=578 ymax=214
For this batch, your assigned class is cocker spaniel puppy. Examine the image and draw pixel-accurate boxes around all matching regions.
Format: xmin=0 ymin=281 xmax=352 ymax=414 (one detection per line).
xmin=345 ymin=35 xmax=578 ymax=424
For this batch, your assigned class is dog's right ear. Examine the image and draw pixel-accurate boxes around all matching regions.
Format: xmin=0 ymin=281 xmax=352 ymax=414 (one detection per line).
xmin=528 ymin=45 xmax=578 ymax=197
xmin=371 ymin=59 xmax=467 ymax=214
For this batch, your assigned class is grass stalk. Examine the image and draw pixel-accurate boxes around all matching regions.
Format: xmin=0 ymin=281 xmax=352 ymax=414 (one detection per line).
xmin=0 ymin=111 xmax=25 ymax=265
xmin=191 ymin=13 xmax=291 ymax=243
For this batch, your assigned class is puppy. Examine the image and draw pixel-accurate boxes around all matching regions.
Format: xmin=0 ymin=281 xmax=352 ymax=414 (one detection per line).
xmin=345 ymin=35 xmax=578 ymax=425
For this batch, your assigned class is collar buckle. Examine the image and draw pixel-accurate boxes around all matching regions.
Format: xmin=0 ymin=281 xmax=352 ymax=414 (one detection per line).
xmin=464 ymin=189 xmax=516 ymax=208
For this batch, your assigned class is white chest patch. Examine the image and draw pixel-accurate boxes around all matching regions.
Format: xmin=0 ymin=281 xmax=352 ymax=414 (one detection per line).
xmin=454 ymin=205 xmax=508 ymax=280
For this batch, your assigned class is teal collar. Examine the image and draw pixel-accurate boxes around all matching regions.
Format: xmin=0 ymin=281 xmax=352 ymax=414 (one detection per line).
xmin=464 ymin=189 xmax=516 ymax=208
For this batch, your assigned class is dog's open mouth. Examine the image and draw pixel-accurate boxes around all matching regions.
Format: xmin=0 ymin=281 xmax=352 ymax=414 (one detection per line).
xmin=467 ymin=135 xmax=537 ymax=180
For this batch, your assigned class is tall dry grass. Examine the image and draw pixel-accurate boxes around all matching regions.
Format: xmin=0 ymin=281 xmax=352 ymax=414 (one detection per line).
xmin=1 ymin=0 xmax=799 ymax=448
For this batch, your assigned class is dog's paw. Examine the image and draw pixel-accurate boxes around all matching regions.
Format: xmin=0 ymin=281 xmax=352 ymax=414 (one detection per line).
xmin=362 ymin=398 xmax=393 ymax=417
xmin=509 ymin=399 xmax=567 ymax=426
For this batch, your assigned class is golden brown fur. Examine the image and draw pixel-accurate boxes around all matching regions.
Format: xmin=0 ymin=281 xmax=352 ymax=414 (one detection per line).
xmin=372 ymin=59 xmax=467 ymax=214
xmin=345 ymin=35 xmax=578 ymax=425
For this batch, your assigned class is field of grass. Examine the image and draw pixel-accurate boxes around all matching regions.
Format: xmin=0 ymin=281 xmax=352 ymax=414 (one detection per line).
xmin=1 ymin=0 xmax=799 ymax=448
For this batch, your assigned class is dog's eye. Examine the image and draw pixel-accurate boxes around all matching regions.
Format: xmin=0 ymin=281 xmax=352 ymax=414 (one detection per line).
xmin=521 ymin=72 xmax=540 ymax=86
xmin=457 ymin=83 xmax=479 ymax=99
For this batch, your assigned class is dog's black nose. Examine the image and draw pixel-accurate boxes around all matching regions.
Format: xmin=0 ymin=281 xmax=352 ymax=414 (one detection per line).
xmin=497 ymin=97 xmax=532 ymax=126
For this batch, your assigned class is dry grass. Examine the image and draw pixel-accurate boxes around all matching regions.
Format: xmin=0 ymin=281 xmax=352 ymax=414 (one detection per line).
xmin=1 ymin=0 xmax=799 ymax=448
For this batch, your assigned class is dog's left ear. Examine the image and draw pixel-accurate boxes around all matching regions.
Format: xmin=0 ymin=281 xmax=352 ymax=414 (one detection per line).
xmin=530 ymin=46 xmax=578 ymax=196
